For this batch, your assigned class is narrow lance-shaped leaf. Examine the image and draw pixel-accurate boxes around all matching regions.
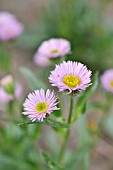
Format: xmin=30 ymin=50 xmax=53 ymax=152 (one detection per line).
xmin=18 ymin=116 xmax=69 ymax=129
xmin=65 ymin=143 xmax=92 ymax=170
xmin=72 ymin=72 xmax=99 ymax=122
xmin=20 ymin=67 xmax=47 ymax=90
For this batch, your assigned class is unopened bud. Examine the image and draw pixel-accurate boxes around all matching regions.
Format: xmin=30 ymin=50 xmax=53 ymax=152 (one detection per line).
xmin=1 ymin=75 xmax=15 ymax=94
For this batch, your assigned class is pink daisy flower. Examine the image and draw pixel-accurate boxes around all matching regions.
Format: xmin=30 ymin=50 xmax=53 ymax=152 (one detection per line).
xmin=100 ymin=69 xmax=113 ymax=93
xmin=22 ymin=89 xmax=59 ymax=122
xmin=49 ymin=61 xmax=92 ymax=93
xmin=37 ymin=38 xmax=71 ymax=58
xmin=33 ymin=53 xmax=50 ymax=67
xmin=0 ymin=11 xmax=24 ymax=41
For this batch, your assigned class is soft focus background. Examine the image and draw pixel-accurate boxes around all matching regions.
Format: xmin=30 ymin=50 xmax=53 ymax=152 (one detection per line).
xmin=0 ymin=0 xmax=113 ymax=170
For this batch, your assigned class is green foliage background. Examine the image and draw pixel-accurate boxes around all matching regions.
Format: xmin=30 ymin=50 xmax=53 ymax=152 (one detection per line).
xmin=18 ymin=0 xmax=113 ymax=72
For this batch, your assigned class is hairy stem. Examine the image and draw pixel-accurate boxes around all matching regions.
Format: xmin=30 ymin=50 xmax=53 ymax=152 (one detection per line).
xmin=58 ymin=94 xmax=74 ymax=164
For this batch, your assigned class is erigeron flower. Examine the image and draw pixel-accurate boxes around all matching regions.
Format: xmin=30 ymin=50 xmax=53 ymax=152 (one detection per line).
xmin=37 ymin=38 xmax=71 ymax=59
xmin=100 ymin=69 xmax=113 ymax=93
xmin=22 ymin=89 xmax=59 ymax=122
xmin=0 ymin=11 xmax=23 ymax=41
xmin=49 ymin=61 xmax=92 ymax=93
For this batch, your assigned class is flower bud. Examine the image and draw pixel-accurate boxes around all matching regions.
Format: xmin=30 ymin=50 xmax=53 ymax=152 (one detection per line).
xmin=0 ymin=75 xmax=15 ymax=94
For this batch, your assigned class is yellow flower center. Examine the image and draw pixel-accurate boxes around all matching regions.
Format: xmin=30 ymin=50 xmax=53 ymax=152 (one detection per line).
xmin=36 ymin=102 xmax=48 ymax=114
xmin=110 ymin=80 xmax=113 ymax=88
xmin=63 ymin=75 xmax=80 ymax=88
xmin=51 ymin=49 xmax=59 ymax=53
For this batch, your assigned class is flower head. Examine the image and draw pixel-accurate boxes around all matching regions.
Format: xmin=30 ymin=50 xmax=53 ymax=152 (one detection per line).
xmin=22 ymin=89 xmax=59 ymax=121
xmin=100 ymin=69 xmax=113 ymax=93
xmin=37 ymin=38 xmax=71 ymax=59
xmin=0 ymin=11 xmax=24 ymax=41
xmin=49 ymin=61 xmax=92 ymax=93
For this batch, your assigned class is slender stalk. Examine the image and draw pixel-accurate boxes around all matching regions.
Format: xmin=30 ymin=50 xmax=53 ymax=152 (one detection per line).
xmin=7 ymin=101 xmax=15 ymax=115
xmin=68 ymin=95 xmax=74 ymax=123
xmin=57 ymin=94 xmax=74 ymax=164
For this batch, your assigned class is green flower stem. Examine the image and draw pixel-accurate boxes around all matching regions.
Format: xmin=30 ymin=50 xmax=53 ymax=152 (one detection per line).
xmin=68 ymin=95 xmax=74 ymax=123
xmin=7 ymin=95 xmax=18 ymax=117
xmin=58 ymin=94 xmax=74 ymax=164
xmin=7 ymin=101 xmax=15 ymax=116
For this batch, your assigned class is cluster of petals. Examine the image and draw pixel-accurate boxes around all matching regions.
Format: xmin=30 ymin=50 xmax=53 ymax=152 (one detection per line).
xmin=100 ymin=69 xmax=113 ymax=93
xmin=22 ymin=89 xmax=59 ymax=121
xmin=49 ymin=61 xmax=92 ymax=93
xmin=0 ymin=12 xmax=24 ymax=41
xmin=33 ymin=38 xmax=71 ymax=67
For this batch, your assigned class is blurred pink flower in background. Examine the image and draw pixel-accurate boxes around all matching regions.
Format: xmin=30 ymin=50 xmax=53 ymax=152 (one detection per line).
xmin=0 ymin=11 xmax=24 ymax=41
xmin=33 ymin=38 xmax=71 ymax=67
xmin=0 ymin=84 xmax=23 ymax=103
xmin=0 ymin=87 xmax=13 ymax=103
xmin=0 ymin=74 xmax=13 ymax=87
xmin=101 ymin=69 xmax=113 ymax=93
xmin=0 ymin=74 xmax=23 ymax=103
xmin=37 ymin=38 xmax=71 ymax=58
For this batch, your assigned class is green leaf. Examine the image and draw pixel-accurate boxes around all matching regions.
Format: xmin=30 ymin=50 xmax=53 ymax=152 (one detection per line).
xmin=18 ymin=116 xmax=69 ymax=129
xmin=20 ymin=67 xmax=47 ymax=90
xmin=0 ymin=153 xmax=32 ymax=170
xmin=42 ymin=151 xmax=64 ymax=170
xmin=65 ymin=143 xmax=92 ymax=170
xmin=73 ymin=72 xmax=99 ymax=122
